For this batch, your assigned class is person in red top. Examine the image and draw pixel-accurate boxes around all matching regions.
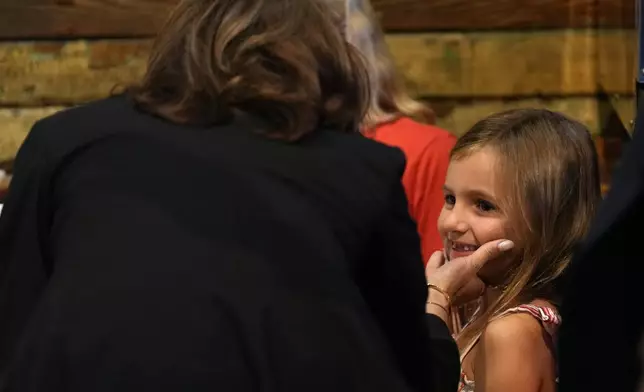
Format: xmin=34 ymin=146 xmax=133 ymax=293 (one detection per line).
xmin=371 ymin=120 xmax=456 ymax=263
xmin=340 ymin=0 xmax=456 ymax=263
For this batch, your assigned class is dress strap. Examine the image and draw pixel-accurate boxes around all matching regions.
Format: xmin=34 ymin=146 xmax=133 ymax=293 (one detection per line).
xmin=490 ymin=304 xmax=561 ymax=337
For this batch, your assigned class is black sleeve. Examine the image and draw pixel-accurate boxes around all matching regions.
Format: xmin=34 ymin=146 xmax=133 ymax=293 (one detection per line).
xmin=0 ymin=123 xmax=53 ymax=369
xmin=357 ymin=155 xmax=460 ymax=392
xmin=425 ymin=314 xmax=460 ymax=392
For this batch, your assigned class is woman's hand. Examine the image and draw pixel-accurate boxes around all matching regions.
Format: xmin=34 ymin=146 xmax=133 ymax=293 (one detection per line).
xmin=426 ymin=239 xmax=514 ymax=308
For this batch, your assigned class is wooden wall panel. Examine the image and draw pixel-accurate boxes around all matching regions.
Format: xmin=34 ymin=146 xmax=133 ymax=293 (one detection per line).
xmin=0 ymin=40 xmax=150 ymax=105
xmin=391 ymin=30 xmax=635 ymax=97
xmin=0 ymin=106 xmax=62 ymax=162
xmin=0 ymin=0 xmax=635 ymax=39
xmin=427 ymin=96 xmax=635 ymax=137
xmin=0 ymin=31 xmax=635 ymax=105
xmin=1 ymin=96 xmax=632 ymax=160
xmin=0 ymin=0 xmax=635 ymax=169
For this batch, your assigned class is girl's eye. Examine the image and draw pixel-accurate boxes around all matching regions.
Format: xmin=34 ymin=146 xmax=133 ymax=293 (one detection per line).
xmin=444 ymin=194 xmax=456 ymax=205
xmin=476 ymin=199 xmax=496 ymax=212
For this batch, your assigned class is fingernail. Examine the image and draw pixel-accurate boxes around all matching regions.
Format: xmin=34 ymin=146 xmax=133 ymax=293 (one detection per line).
xmin=498 ymin=240 xmax=514 ymax=251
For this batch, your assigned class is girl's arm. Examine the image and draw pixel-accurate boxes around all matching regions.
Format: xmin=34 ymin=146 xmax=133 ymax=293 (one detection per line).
xmin=474 ymin=314 xmax=550 ymax=392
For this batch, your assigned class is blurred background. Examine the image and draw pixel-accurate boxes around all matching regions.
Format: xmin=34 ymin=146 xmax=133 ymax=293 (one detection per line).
xmin=0 ymin=0 xmax=637 ymax=197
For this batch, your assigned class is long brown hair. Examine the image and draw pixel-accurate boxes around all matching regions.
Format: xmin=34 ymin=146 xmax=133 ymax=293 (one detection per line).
xmin=453 ymin=109 xmax=601 ymax=349
xmin=337 ymin=0 xmax=434 ymax=128
xmin=130 ymin=0 xmax=370 ymax=140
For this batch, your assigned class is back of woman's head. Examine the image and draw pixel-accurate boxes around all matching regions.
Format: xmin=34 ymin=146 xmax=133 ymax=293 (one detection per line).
xmin=131 ymin=0 xmax=370 ymax=140
xmin=334 ymin=0 xmax=434 ymax=128
xmin=454 ymin=108 xmax=601 ymax=347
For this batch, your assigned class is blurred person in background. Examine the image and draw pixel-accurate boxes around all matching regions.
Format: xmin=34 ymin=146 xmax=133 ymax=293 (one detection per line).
xmin=340 ymin=0 xmax=456 ymax=265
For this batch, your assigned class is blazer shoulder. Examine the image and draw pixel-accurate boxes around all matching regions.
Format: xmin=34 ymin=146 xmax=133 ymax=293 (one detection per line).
xmin=33 ymin=95 xmax=129 ymax=130
xmin=322 ymin=131 xmax=407 ymax=178
xmin=27 ymin=95 xmax=135 ymax=157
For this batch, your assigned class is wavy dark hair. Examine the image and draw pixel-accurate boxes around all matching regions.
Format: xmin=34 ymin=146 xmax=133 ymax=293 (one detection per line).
xmin=130 ymin=0 xmax=371 ymax=140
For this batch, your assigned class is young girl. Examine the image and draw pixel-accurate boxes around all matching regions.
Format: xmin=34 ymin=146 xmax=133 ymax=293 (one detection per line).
xmin=437 ymin=108 xmax=601 ymax=391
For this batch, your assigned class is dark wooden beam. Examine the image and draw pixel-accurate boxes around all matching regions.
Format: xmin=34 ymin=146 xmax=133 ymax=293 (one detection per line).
xmin=0 ymin=0 xmax=175 ymax=39
xmin=372 ymin=0 xmax=633 ymax=31
xmin=0 ymin=0 xmax=636 ymax=39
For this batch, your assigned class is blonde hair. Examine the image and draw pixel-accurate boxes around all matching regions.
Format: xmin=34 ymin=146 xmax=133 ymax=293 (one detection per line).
xmin=337 ymin=0 xmax=434 ymax=128
xmin=453 ymin=109 xmax=601 ymax=349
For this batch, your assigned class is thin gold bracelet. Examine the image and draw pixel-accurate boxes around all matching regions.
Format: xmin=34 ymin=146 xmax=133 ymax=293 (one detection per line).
xmin=426 ymin=301 xmax=449 ymax=315
xmin=427 ymin=283 xmax=451 ymax=305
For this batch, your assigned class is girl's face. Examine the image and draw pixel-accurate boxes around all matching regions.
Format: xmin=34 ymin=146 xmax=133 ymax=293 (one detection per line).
xmin=437 ymin=147 xmax=517 ymax=285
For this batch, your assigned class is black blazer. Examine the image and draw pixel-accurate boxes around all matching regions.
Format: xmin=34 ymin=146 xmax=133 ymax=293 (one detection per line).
xmin=558 ymin=120 xmax=644 ymax=391
xmin=0 ymin=95 xmax=458 ymax=392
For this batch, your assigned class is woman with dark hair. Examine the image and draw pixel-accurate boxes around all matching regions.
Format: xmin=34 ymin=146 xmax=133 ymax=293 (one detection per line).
xmin=0 ymin=1 xmax=509 ymax=391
